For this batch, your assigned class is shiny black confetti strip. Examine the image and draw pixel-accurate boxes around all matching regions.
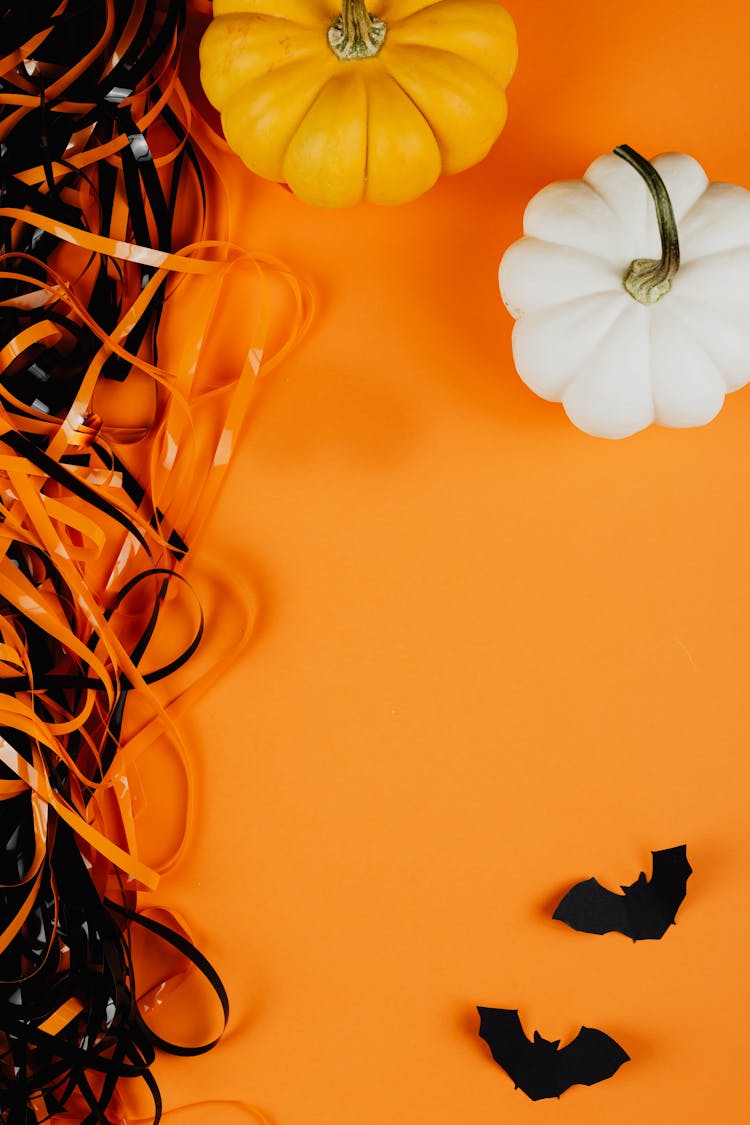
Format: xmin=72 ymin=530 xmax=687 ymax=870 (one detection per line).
xmin=0 ymin=2 xmax=309 ymax=1121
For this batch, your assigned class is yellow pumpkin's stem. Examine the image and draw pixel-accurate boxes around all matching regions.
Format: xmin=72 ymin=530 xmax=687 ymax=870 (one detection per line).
xmin=614 ymin=144 xmax=680 ymax=306
xmin=328 ymin=0 xmax=386 ymax=60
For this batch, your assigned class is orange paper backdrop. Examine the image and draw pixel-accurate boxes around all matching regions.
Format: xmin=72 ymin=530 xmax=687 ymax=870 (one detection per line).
xmin=134 ymin=1 xmax=750 ymax=1122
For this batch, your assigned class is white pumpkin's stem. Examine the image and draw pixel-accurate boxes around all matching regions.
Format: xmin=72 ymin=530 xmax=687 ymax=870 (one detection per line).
xmin=328 ymin=0 xmax=386 ymax=60
xmin=614 ymin=144 xmax=680 ymax=305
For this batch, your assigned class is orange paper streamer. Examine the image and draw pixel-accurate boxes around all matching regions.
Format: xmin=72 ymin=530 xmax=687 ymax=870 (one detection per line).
xmin=0 ymin=1 xmax=310 ymax=1120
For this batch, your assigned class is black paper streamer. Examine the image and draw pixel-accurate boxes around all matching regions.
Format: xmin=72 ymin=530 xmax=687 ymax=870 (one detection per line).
xmin=1 ymin=0 xmax=201 ymax=412
xmin=0 ymin=541 xmax=227 ymax=1125
xmin=0 ymin=2 xmax=235 ymax=1121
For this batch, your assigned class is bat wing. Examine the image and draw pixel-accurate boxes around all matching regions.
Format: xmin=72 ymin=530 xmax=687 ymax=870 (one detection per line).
xmin=645 ymin=845 xmax=692 ymax=934
xmin=477 ymin=1007 xmax=563 ymax=1098
xmin=557 ymin=1026 xmax=630 ymax=1093
xmin=552 ymin=877 xmax=631 ymax=937
xmin=477 ymin=1007 xmax=531 ymax=1085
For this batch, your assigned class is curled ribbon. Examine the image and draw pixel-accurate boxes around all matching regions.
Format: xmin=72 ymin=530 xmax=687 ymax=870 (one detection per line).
xmin=0 ymin=1 xmax=311 ymax=1120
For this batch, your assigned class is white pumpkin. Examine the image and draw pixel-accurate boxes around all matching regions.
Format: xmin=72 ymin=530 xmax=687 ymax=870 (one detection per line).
xmin=498 ymin=146 xmax=750 ymax=439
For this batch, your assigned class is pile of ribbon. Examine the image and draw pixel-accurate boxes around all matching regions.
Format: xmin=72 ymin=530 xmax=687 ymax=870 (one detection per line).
xmin=0 ymin=2 xmax=308 ymax=1120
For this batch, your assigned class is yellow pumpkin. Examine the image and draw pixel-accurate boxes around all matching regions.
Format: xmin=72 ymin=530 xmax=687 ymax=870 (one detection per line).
xmin=199 ymin=0 xmax=518 ymax=207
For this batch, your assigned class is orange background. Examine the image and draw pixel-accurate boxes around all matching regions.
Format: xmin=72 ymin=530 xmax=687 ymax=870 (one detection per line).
xmin=142 ymin=1 xmax=750 ymax=1122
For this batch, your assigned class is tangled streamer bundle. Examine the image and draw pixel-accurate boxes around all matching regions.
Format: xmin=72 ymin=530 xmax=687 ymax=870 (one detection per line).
xmin=0 ymin=1 xmax=308 ymax=1120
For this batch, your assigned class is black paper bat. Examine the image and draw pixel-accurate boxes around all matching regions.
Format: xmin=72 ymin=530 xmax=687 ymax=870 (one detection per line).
xmin=552 ymin=844 xmax=692 ymax=940
xmin=477 ymin=1007 xmax=629 ymax=1100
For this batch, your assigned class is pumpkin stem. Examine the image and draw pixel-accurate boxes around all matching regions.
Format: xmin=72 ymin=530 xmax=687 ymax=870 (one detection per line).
xmin=328 ymin=0 xmax=386 ymax=60
xmin=614 ymin=144 xmax=680 ymax=306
